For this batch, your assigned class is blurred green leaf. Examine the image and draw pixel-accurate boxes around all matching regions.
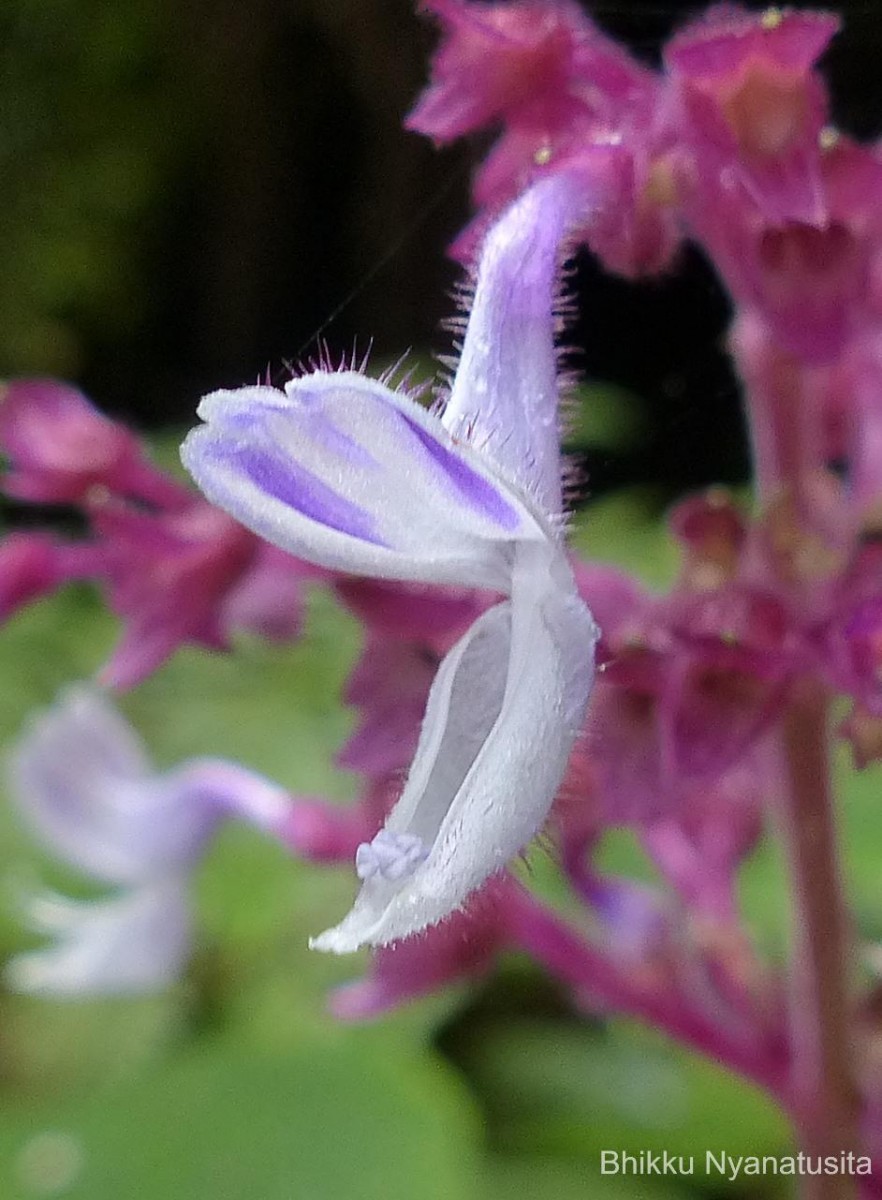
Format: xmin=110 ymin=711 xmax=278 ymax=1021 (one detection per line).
xmin=482 ymin=1154 xmax=686 ymax=1200
xmin=566 ymin=384 xmax=647 ymax=454
xmin=571 ymin=488 xmax=678 ymax=590
xmin=458 ymin=1016 xmax=790 ymax=1193
xmin=0 ymin=992 xmax=182 ymax=1101
xmin=0 ymin=589 xmax=115 ymax=735
xmin=123 ymin=587 xmax=360 ymax=795
xmin=0 ymin=1038 xmax=480 ymax=1200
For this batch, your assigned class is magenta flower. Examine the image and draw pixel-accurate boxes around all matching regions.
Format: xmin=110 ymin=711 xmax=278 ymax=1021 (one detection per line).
xmin=411 ymin=0 xmax=543 ymax=132
xmin=94 ymin=497 xmax=313 ymax=689
xmin=409 ymin=0 xmax=681 ymax=275
xmin=826 ymin=595 xmax=882 ymax=717
xmin=642 ymin=763 xmax=765 ymax=926
xmin=815 ymin=544 xmax=882 ymax=729
xmin=333 ymin=576 xmax=488 ymax=650
xmin=0 ymin=378 xmax=313 ymax=688
xmin=575 ymin=537 xmax=796 ymax=823
xmin=336 ymin=639 xmax=440 ymax=780
xmin=220 ymin=543 xmax=316 ymax=643
xmin=407 ymin=0 xmax=587 ymax=142
xmin=689 ymin=135 xmax=882 ymax=363
xmin=665 ymin=4 xmax=839 ymax=225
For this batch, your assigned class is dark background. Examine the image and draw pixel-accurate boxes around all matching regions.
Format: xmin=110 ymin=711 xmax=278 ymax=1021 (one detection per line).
xmin=2 ymin=0 xmax=881 ymax=500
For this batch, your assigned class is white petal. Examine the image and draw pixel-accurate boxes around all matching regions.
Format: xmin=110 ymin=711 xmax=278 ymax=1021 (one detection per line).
xmin=182 ymin=372 xmax=546 ymax=592
xmin=8 ymin=687 xmax=292 ymax=887
xmin=443 ymin=172 xmax=589 ymax=516
xmin=311 ymin=544 xmax=598 ymax=952
xmin=5 ymin=879 xmax=191 ymax=996
xmin=9 ymin=686 xmax=170 ymax=892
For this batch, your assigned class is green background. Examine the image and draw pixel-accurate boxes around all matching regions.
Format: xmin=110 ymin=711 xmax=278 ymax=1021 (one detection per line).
xmin=2 ymin=482 xmax=878 ymax=1200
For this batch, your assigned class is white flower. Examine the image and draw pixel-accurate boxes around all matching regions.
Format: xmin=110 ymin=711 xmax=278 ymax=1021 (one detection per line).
xmin=182 ymin=171 xmax=599 ymax=952
xmin=6 ymin=686 xmax=291 ymax=994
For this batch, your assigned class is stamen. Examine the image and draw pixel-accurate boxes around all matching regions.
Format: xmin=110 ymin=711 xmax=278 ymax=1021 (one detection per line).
xmin=355 ymin=830 xmax=429 ymax=882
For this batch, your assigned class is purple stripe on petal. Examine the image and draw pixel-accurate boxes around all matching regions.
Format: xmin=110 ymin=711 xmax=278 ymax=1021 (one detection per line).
xmin=299 ymin=409 xmax=380 ymax=471
xmin=217 ymin=442 xmax=387 ymax=546
xmin=211 ymin=394 xmax=380 ymax=471
xmin=398 ymin=413 xmax=522 ymax=532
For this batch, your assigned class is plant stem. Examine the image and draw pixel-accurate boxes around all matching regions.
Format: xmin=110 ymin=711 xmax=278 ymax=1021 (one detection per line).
xmin=778 ymin=679 xmax=859 ymax=1195
xmin=507 ymin=886 xmax=791 ymax=1103
xmin=733 ymin=318 xmax=861 ymax=1191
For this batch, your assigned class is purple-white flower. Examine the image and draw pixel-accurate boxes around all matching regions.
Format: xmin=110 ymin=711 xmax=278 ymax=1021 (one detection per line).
xmin=181 ymin=172 xmax=599 ymax=952
xmin=6 ymin=686 xmax=292 ymax=994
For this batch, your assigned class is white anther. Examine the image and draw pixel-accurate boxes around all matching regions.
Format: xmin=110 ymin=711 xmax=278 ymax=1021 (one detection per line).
xmin=355 ymin=830 xmax=429 ymax=882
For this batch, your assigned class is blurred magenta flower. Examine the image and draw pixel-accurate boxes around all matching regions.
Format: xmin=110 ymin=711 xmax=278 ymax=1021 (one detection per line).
xmin=409 ymin=0 xmax=680 ymax=275
xmin=93 ymin=498 xmax=313 ymax=689
xmin=0 ymin=381 xmax=313 ymax=687
xmin=0 ymin=378 xmax=186 ymax=508
xmin=664 ymin=5 xmax=839 ymax=224
xmin=690 ymin=135 xmax=882 ymax=362
xmin=0 ymin=532 xmax=67 ymax=622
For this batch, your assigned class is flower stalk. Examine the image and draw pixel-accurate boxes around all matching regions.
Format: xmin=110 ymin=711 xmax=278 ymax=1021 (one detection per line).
xmin=779 ymin=679 xmax=858 ymax=1195
xmin=507 ymin=885 xmax=793 ymax=1103
xmin=736 ymin=289 xmax=861 ymax=1183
